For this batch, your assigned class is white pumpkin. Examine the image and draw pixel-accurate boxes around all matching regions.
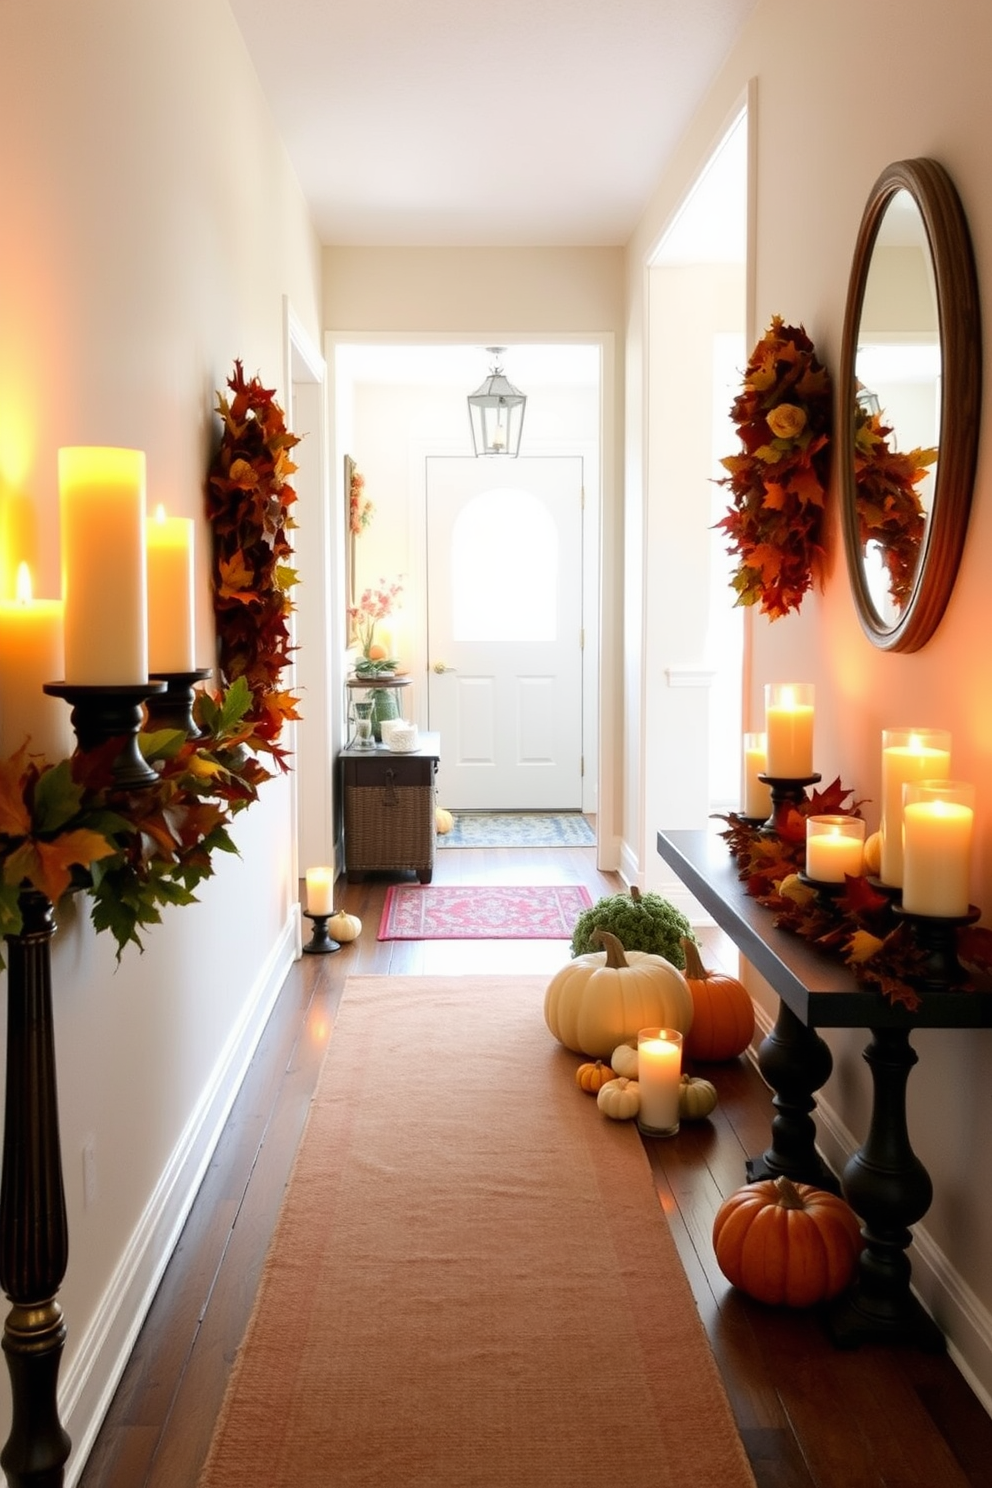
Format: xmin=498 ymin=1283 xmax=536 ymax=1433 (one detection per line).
xmin=597 ymin=1077 xmax=641 ymax=1121
xmin=327 ymin=910 xmax=362 ymax=943
xmin=543 ymin=929 xmax=694 ymax=1058
xmin=610 ymin=1043 xmax=639 ymax=1079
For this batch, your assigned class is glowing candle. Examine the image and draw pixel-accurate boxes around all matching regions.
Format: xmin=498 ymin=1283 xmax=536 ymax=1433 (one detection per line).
xmin=0 ymin=563 xmax=72 ymax=761
xmin=880 ymin=728 xmax=951 ymax=887
xmin=901 ymin=781 xmax=974 ymax=918
xmin=305 ymin=866 xmax=335 ymax=917
xmin=764 ymin=683 xmax=814 ymax=778
xmin=147 ymin=505 xmax=196 ymax=673
xmin=805 ymin=815 xmax=865 ymax=883
xmin=60 ymin=446 xmax=147 ymax=684
xmin=636 ymin=1027 xmax=683 ymax=1135
xmin=743 ymin=732 xmax=772 ymax=819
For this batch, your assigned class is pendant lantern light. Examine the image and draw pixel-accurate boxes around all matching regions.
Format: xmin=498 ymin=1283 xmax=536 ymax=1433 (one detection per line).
xmin=467 ymin=347 xmax=526 ymax=457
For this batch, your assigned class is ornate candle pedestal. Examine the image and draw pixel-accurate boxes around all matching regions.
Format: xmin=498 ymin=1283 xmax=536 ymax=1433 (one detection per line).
xmin=302 ymin=911 xmax=341 ymax=956
xmin=147 ymin=668 xmax=212 ymax=739
xmin=43 ymin=681 xmax=167 ymax=789
xmin=758 ymin=772 xmax=822 ymax=837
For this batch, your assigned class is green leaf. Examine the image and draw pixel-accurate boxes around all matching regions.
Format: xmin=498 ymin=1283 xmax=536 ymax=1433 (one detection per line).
xmin=218 ymin=676 xmax=252 ymax=734
xmin=139 ymin=728 xmax=188 ymax=762
xmin=32 ymin=761 xmax=85 ymax=834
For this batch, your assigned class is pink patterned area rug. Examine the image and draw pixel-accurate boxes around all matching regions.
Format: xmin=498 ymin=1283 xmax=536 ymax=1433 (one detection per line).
xmin=377 ymin=883 xmax=592 ymax=940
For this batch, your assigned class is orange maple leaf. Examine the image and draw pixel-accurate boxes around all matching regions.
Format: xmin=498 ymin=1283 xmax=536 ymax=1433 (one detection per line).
xmin=8 ymin=830 xmax=115 ymax=905
xmin=0 ymin=751 xmax=32 ymax=839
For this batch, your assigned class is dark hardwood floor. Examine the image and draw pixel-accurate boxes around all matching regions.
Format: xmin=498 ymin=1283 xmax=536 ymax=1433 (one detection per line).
xmin=78 ymin=840 xmax=992 ymax=1487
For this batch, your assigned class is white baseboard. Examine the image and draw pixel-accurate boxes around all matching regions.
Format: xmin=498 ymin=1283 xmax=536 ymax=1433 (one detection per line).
xmin=747 ymin=1000 xmax=992 ymax=1416
xmin=62 ymin=906 xmax=301 ymax=1485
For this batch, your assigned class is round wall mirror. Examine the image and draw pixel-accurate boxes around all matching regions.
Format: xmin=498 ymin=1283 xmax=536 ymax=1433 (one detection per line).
xmin=839 ymin=158 xmax=981 ymax=651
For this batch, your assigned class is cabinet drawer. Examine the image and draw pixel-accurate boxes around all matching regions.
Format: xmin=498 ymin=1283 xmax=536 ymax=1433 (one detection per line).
xmin=345 ymin=756 xmax=436 ymax=788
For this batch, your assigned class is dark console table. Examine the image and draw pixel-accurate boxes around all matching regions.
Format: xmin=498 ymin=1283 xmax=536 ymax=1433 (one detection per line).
xmin=657 ymin=827 xmax=992 ymax=1351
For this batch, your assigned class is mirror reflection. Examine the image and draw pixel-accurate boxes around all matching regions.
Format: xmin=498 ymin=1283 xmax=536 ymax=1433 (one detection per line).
xmin=854 ymin=188 xmax=938 ymax=624
xmin=840 ymin=158 xmax=981 ymax=653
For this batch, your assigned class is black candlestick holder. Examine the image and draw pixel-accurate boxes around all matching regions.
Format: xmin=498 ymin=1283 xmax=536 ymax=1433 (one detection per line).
xmin=43 ymin=680 xmax=168 ymax=789
xmin=797 ymin=870 xmax=848 ymax=902
xmin=146 ymin=668 xmax=212 ymax=739
xmin=758 ymin=772 xmax=821 ymax=836
xmin=302 ymin=911 xmax=341 ymax=956
xmin=893 ymin=903 xmax=981 ymax=991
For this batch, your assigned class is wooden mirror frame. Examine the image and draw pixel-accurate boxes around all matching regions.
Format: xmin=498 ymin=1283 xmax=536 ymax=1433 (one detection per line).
xmin=839 ymin=158 xmax=981 ymax=652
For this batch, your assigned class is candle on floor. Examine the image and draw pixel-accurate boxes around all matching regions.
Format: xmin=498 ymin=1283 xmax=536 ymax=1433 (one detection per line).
xmin=901 ymin=781 xmax=974 ymax=918
xmin=764 ymin=683 xmax=814 ymax=778
xmin=59 ymin=446 xmax=148 ymax=685
xmin=147 ymin=505 xmax=196 ymax=673
xmin=0 ymin=563 xmax=72 ymax=761
xmin=636 ymin=1027 xmax=683 ymax=1136
xmin=805 ymin=815 xmax=865 ymax=883
xmin=880 ymin=728 xmax=951 ymax=887
xmin=305 ymin=866 xmax=335 ymax=917
xmin=743 ymin=732 xmax=772 ymax=819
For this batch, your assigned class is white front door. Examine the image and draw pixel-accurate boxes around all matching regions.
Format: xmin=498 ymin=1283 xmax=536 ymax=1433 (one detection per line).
xmin=426 ymin=457 xmax=583 ymax=810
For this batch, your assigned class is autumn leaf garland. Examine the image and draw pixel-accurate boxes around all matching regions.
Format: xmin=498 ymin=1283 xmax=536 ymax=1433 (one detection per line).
xmin=0 ymin=361 xmax=303 ymax=960
xmin=717 ymin=317 xmax=833 ymax=620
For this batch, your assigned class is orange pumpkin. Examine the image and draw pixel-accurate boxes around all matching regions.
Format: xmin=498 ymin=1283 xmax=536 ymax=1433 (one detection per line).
xmin=712 ymin=1176 xmax=863 ymax=1307
xmin=680 ymin=938 xmax=755 ymax=1062
xmin=575 ymin=1059 xmax=614 ymax=1094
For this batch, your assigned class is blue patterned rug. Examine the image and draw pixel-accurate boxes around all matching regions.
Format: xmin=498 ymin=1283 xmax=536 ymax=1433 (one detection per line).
xmin=437 ymin=812 xmax=596 ymax=848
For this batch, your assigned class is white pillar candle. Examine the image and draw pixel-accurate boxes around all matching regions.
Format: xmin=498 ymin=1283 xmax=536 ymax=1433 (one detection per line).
xmin=305 ymin=866 xmax=335 ymax=917
xmin=636 ymin=1027 xmax=683 ymax=1135
xmin=147 ymin=505 xmax=196 ymax=673
xmin=0 ymin=563 xmax=73 ymax=761
xmin=901 ymin=782 xmax=974 ymax=918
xmin=743 ymin=732 xmax=772 ymax=819
xmin=880 ymin=728 xmax=951 ymax=887
xmin=764 ymin=683 xmax=814 ymax=778
xmin=60 ymin=446 xmax=148 ymax=685
xmin=805 ymin=815 xmax=865 ymax=883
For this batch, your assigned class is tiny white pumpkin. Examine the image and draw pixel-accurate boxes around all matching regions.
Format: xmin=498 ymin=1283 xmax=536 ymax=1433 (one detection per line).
xmin=327 ymin=910 xmax=362 ymax=943
xmin=610 ymin=1043 xmax=639 ymax=1079
xmin=597 ymin=1077 xmax=641 ymax=1121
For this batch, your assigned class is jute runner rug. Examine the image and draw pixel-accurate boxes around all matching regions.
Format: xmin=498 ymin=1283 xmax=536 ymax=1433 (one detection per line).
xmin=199 ymin=975 xmax=756 ymax=1488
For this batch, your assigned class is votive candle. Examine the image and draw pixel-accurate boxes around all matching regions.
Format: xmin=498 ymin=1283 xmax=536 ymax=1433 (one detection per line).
xmin=805 ymin=815 xmax=865 ymax=883
xmin=637 ymin=1027 xmax=683 ymax=1136
xmin=0 ymin=563 xmax=72 ymax=761
xmin=764 ymin=683 xmax=815 ymax=778
xmin=60 ymin=446 xmax=148 ymax=684
xmin=901 ymin=780 xmax=974 ymax=918
xmin=147 ymin=505 xmax=196 ymax=672
xmin=743 ymin=732 xmax=772 ymax=819
xmin=305 ymin=866 xmax=335 ymax=917
xmin=880 ymin=728 xmax=951 ymax=887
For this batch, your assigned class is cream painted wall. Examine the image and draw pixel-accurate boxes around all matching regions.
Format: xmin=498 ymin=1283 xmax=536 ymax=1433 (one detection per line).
xmin=0 ymin=1 xmax=322 ymax=1475
xmin=626 ymin=0 xmax=992 ymax=1404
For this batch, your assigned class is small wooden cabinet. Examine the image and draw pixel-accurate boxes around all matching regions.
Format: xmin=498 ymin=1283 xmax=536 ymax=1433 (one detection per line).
xmin=341 ymin=732 xmax=440 ymax=883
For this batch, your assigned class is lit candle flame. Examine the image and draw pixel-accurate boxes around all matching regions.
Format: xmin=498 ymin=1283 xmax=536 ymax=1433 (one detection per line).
xmin=154 ymin=503 xmax=167 ymax=524
xmin=14 ymin=561 xmax=33 ymax=605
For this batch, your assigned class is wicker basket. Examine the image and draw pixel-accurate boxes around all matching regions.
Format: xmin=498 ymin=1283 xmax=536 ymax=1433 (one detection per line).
xmin=343 ymin=777 xmax=436 ymax=872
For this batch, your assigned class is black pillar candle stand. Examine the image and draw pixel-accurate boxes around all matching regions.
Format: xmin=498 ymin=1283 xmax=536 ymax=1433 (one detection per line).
xmin=302 ymin=911 xmax=341 ymax=956
xmin=758 ymin=772 xmax=822 ymax=836
xmin=894 ymin=904 xmax=981 ymax=992
xmin=0 ymin=890 xmax=71 ymax=1488
xmin=43 ymin=681 xmax=167 ymax=789
xmin=146 ymin=668 xmax=212 ymax=739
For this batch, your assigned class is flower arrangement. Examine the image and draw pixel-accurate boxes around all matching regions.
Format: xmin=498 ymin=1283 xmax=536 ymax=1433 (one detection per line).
xmin=349 ymin=577 xmax=404 ymax=666
xmin=853 ymin=403 xmax=935 ymax=611
xmin=716 ymin=317 xmax=833 ymax=620
xmin=349 ymin=463 xmax=374 ymax=535
xmin=0 ymin=361 xmax=301 ymax=961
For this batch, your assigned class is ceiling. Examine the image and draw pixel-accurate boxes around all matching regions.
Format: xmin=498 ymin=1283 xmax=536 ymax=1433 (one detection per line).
xmin=228 ymin=0 xmax=758 ymax=248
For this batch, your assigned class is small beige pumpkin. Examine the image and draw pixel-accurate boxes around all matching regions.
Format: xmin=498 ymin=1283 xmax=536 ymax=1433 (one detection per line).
xmin=678 ymin=1074 xmax=718 ymax=1120
xmin=610 ymin=1043 xmax=639 ymax=1079
xmin=863 ymin=829 xmax=881 ymax=878
xmin=543 ymin=930 xmax=694 ymax=1058
xmin=328 ymin=910 xmax=362 ymax=943
xmin=597 ymin=1077 xmax=640 ymax=1121
xmin=435 ymin=806 xmax=454 ymax=834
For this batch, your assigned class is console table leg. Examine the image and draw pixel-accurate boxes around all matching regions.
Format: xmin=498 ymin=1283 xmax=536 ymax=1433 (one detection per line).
xmin=829 ymin=1026 xmax=944 ymax=1352
xmin=746 ymin=999 xmax=839 ymax=1193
